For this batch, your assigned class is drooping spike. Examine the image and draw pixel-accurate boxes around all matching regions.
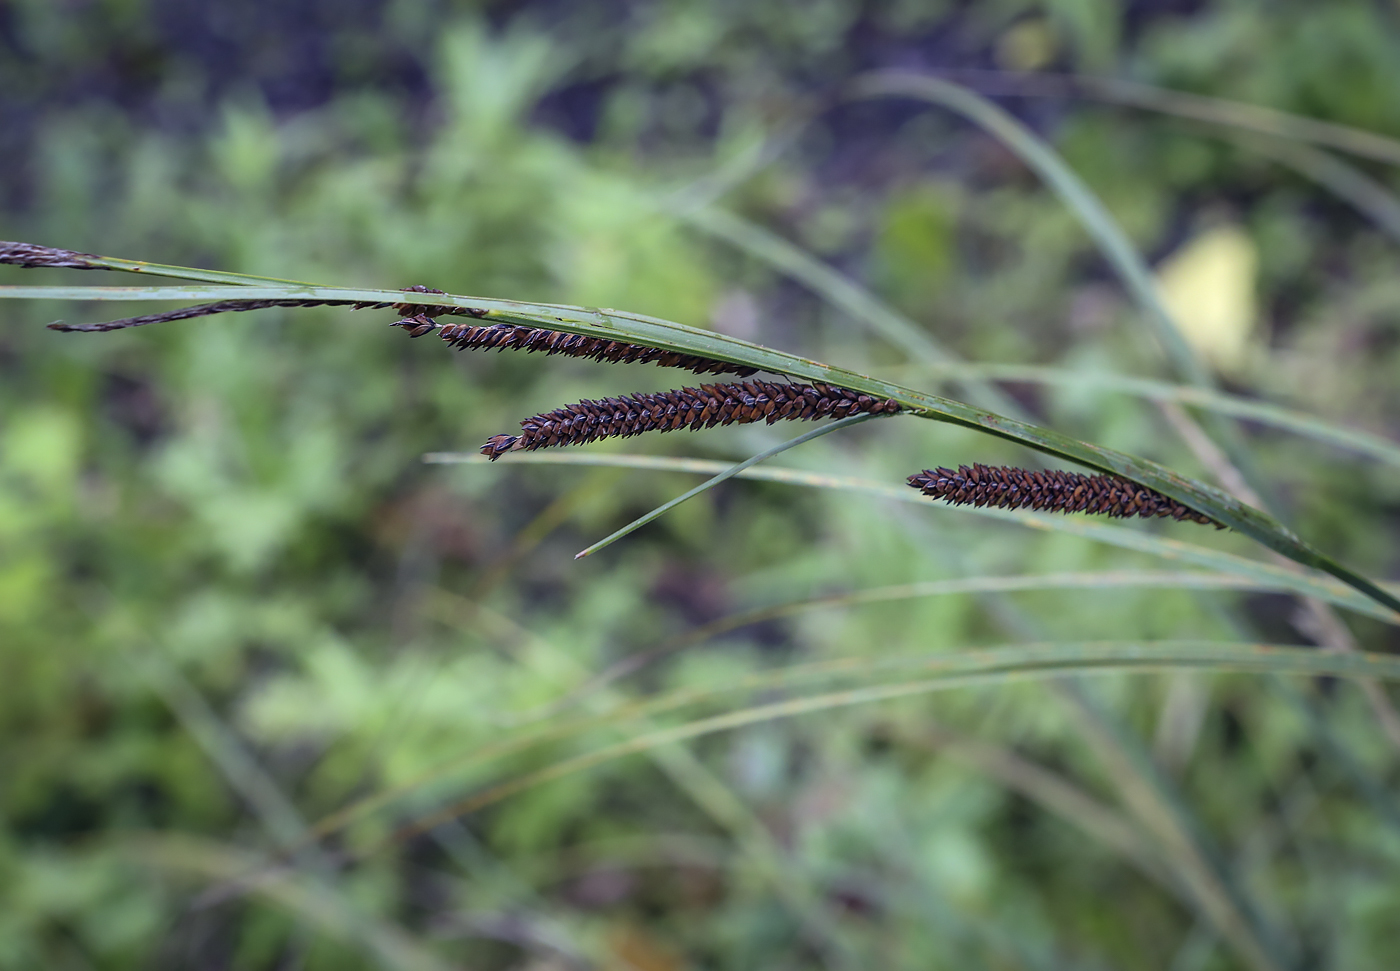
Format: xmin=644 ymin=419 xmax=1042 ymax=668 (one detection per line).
xmin=907 ymin=464 xmax=1222 ymax=528
xmin=481 ymin=381 xmax=902 ymax=460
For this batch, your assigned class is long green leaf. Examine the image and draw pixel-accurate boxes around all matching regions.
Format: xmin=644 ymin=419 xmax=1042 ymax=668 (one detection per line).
xmin=23 ymin=275 xmax=1400 ymax=472
xmin=121 ymin=835 xmax=454 ymax=971
xmin=306 ymin=643 xmax=1400 ymax=856
xmin=11 ymin=250 xmax=322 ymax=288
xmin=846 ymin=73 xmax=1288 ymax=514
xmin=847 ymin=72 xmax=1212 ymax=389
xmin=509 ymin=570 xmax=1354 ymax=719
xmin=384 ymin=641 xmax=1400 ymax=847
xmin=0 ymin=284 xmax=1295 ymax=521
xmin=677 ymin=206 xmax=1031 ymax=420
xmin=918 ymin=72 xmax=1400 ymax=243
xmin=306 ymin=638 xmax=1400 ymax=850
xmin=1242 ymin=136 xmax=1400 ymax=243
xmin=928 ymin=69 xmax=1400 ymax=168
xmin=1051 ymin=680 xmax=1289 ymax=971
xmin=654 ymin=199 xmax=1400 ymax=467
xmin=901 ymin=362 xmax=1400 ymax=470
xmin=5 ymin=274 xmax=1395 ymax=615
xmin=428 ymin=452 xmax=1400 ymax=624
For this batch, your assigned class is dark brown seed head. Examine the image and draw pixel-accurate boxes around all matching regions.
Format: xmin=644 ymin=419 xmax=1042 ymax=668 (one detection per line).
xmin=482 ymin=380 xmax=900 ymax=458
xmin=388 ymin=287 xmax=753 ymax=377
xmin=907 ymin=463 xmax=1223 ymax=528
xmin=435 ymin=320 xmax=760 ymax=377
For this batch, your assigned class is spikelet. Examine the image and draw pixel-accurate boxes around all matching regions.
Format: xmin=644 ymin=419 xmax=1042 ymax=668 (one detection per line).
xmin=482 ymin=380 xmax=901 ymax=459
xmin=907 ymin=463 xmax=1223 ymax=527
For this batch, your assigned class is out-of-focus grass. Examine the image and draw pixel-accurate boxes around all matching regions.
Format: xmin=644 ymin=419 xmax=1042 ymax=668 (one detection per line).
xmin=2 ymin=3 xmax=1400 ymax=969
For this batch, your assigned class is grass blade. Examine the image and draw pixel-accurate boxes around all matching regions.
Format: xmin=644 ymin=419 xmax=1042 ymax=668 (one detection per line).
xmin=903 ymin=720 xmax=1170 ymax=889
xmin=1242 ymin=137 xmax=1400 ymax=243
xmin=429 ymin=452 xmax=1400 ymax=625
xmin=933 ymin=69 xmax=1400 ymax=168
xmin=120 ymin=835 xmax=453 ymax=971
xmin=143 ymin=655 xmax=318 ymax=858
xmin=6 ymin=277 xmax=1395 ymax=614
xmin=381 ymin=641 xmax=1400 ymax=846
xmin=898 ymin=362 xmax=1400 ymax=471
xmin=677 ymin=206 xmax=1030 ymax=420
xmin=1054 ymin=680 xmax=1291 ymax=971
xmin=573 ymin=412 xmax=881 ymax=558
xmin=843 ymin=74 xmax=1288 ymax=530
xmin=302 ymin=638 xmax=1400 ymax=855
xmin=440 ymin=597 xmax=858 ymax=967
xmin=849 ymin=72 xmax=1211 ymax=388
xmin=1 ymin=242 xmax=321 ymax=287
xmin=511 ymin=570 xmax=1326 ymax=719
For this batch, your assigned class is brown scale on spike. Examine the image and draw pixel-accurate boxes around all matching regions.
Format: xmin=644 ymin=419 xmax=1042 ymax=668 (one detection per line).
xmin=446 ymin=320 xmax=758 ymax=377
xmin=390 ymin=285 xmax=487 ymax=321
xmin=389 ymin=283 xmax=757 ymax=376
xmin=392 ymin=311 xmax=758 ymax=377
xmin=907 ymin=463 xmax=1224 ymax=528
xmin=481 ymin=380 xmax=901 ymax=460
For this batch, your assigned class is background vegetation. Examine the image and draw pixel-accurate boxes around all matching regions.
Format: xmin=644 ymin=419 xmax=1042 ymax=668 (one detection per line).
xmin=2 ymin=1 xmax=1399 ymax=968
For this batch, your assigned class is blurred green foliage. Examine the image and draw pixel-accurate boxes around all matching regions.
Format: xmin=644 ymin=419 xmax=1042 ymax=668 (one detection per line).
xmin=2 ymin=1 xmax=1400 ymax=969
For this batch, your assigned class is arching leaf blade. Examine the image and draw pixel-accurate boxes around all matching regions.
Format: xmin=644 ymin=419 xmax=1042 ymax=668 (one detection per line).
xmin=428 ymin=451 xmax=1400 ymax=625
xmin=5 ymin=280 xmax=1395 ymax=614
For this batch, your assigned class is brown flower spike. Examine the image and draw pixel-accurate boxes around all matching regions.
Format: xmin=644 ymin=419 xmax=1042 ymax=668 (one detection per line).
xmin=431 ymin=319 xmax=759 ymax=377
xmin=392 ymin=288 xmax=757 ymax=377
xmin=908 ymin=463 xmax=1223 ymax=527
xmin=482 ymin=380 xmax=901 ymax=459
